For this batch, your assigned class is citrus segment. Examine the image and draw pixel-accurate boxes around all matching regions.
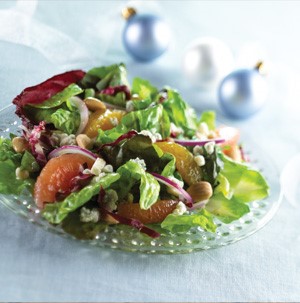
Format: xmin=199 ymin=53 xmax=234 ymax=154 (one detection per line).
xmin=83 ymin=109 xmax=126 ymax=138
xmin=117 ymin=200 xmax=178 ymax=224
xmin=34 ymin=154 xmax=95 ymax=208
xmin=155 ymin=141 xmax=202 ymax=185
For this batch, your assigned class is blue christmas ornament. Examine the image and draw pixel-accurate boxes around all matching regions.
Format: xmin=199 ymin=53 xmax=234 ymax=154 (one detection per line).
xmin=218 ymin=62 xmax=268 ymax=119
xmin=122 ymin=7 xmax=171 ymax=62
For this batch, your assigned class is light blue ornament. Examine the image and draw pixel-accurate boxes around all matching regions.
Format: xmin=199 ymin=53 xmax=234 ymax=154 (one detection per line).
xmin=218 ymin=62 xmax=268 ymax=119
xmin=122 ymin=9 xmax=171 ymax=62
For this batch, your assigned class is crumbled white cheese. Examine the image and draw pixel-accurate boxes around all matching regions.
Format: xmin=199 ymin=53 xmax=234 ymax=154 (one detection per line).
xmin=83 ymin=158 xmax=114 ymax=177
xmin=198 ymin=122 xmax=209 ymax=137
xmin=80 ymin=207 xmax=100 ymax=223
xmin=170 ymin=122 xmax=183 ymax=136
xmin=204 ymin=141 xmax=215 ymax=155
xmin=193 ymin=145 xmax=203 ymax=156
xmin=172 ymin=201 xmax=187 ymax=215
xmin=131 ymin=157 xmax=147 ymax=170
xmin=51 ymin=132 xmax=76 ymax=147
xmin=103 ymin=189 xmax=118 ymax=211
xmin=139 ymin=130 xmax=161 ymax=143
xmin=126 ymin=100 xmax=134 ymax=112
xmin=110 ymin=117 xmax=119 ymax=127
xmin=102 ymin=164 xmax=113 ymax=173
xmin=91 ymin=158 xmax=106 ymax=175
xmin=194 ymin=155 xmax=205 ymax=167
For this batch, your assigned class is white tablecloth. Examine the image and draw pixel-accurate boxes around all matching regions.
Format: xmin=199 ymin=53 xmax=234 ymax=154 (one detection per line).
xmin=0 ymin=1 xmax=299 ymax=301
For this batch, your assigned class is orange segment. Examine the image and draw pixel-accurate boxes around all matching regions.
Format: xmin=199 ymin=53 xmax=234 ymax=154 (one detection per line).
xmin=34 ymin=154 xmax=95 ymax=208
xmin=155 ymin=141 xmax=202 ymax=185
xmin=83 ymin=109 xmax=126 ymax=138
xmin=117 ymin=200 xmax=178 ymax=224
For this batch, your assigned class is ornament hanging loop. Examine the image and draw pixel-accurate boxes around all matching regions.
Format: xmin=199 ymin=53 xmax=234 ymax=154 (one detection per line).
xmin=122 ymin=7 xmax=137 ymax=20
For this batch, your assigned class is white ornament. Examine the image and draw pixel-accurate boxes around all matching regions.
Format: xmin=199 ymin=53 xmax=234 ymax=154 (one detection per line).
xmin=182 ymin=37 xmax=234 ymax=88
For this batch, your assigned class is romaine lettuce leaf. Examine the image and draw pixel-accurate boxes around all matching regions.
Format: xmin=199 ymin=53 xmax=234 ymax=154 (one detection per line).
xmin=161 ymin=209 xmax=216 ymax=233
xmin=42 ymin=173 xmax=120 ymax=224
xmin=113 ymin=160 xmax=160 ymax=210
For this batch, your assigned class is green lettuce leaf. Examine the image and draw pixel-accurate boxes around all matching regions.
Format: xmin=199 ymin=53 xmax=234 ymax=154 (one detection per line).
xmin=50 ymin=107 xmax=80 ymax=134
xmin=161 ymin=209 xmax=217 ymax=233
xmin=0 ymin=160 xmax=34 ymax=195
xmin=199 ymin=111 xmax=216 ymax=130
xmin=102 ymin=134 xmax=163 ymax=170
xmin=29 ymin=83 xmax=83 ymax=109
xmin=24 ymin=84 xmax=82 ymax=134
xmin=205 ymin=192 xmax=250 ymax=223
xmin=162 ymin=89 xmax=198 ymax=138
xmin=97 ymin=91 xmax=127 ymax=108
xmin=42 ymin=173 xmax=120 ymax=224
xmin=20 ymin=150 xmax=40 ymax=173
xmin=97 ymin=104 xmax=171 ymax=143
xmin=219 ymin=152 xmax=269 ymax=203
xmin=81 ymin=63 xmax=129 ymax=91
xmin=114 ymin=160 xmax=160 ymax=210
xmin=0 ymin=137 xmax=22 ymax=164
xmin=132 ymin=77 xmax=158 ymax=100
xmin=0 ymin=138 xmax=35 ymax=194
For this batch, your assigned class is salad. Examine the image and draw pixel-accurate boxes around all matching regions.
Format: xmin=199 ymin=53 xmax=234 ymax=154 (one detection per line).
xmin=0 ymin=63 xmax=269 ymax=239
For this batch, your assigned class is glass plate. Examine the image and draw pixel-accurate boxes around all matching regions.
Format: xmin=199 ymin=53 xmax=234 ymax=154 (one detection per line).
xmin=0 ymin=105 xmax=282 ymax=254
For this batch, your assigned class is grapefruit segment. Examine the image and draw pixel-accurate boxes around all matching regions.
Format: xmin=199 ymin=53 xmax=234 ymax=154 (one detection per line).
xmin=34 ymin=154 xmax=95 ymax=208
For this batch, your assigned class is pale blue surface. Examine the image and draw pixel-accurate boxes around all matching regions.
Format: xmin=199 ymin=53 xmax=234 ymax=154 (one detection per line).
xmin=0 ymin=1 xmax=300 ymax=301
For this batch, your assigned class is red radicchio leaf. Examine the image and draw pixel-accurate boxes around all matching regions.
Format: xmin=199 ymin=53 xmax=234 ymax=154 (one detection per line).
xmin=100 ymin=85 xmax=131 ymax=100
xmin=99 ymin=130 xmax=138 ymax=150
xmin=12 ymin=70 xmax=85 ymax=124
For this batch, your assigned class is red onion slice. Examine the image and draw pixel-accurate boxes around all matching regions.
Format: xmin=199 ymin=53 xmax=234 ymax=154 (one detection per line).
xmin=48 ymin=145 xmax=97 ymax=161
xmin=173 ymin=138 xmax=225 ymax=147
xmin=70 ymin=96 xmax=89 ymax=135
xmin=150 ymin=172 xmax=193 ymax=207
